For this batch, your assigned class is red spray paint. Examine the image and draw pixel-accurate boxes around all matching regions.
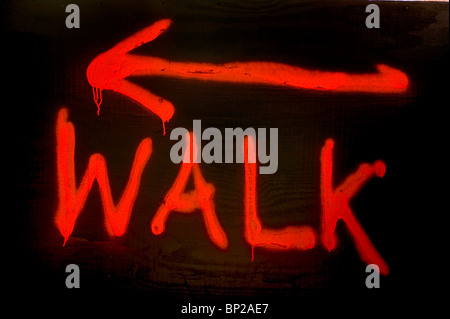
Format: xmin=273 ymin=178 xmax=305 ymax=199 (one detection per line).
xmin=55 ymin=109 xmax=388 ymax=273
xmin=55 ymin=108 xmax=152 ymax=246
xmin=86 ymin=19 xmax=409 ymax=134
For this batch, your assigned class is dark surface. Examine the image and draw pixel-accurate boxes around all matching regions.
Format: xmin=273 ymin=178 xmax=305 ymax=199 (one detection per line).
xmin=4 ymin=0 xmax=448 ymax=313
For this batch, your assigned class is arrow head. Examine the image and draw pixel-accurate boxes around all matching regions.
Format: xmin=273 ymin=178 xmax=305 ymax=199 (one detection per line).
xmin=86 ymin=19 xmax=174 ymax=129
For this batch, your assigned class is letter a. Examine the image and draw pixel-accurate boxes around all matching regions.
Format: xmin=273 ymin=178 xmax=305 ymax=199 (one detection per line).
xmin=65 ymin=264 xmax=80 ymax=288
xmin=151 ymin=132 xmax=228 ymax=249
xmin=365 ymin=4 xmax=380 ymax=29
xmin=365 ymin=264 xmax=380 ymax=288
xmin=65 ymin=4 xmax=80 ymax=29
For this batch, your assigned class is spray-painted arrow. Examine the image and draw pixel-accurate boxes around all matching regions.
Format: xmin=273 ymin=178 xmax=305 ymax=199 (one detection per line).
xmin=87 ymin=19 xmax=408 ymax=134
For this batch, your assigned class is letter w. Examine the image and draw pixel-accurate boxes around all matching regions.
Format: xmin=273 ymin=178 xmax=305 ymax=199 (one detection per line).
xmin=55 ymin=108 xmax=152 ymax=246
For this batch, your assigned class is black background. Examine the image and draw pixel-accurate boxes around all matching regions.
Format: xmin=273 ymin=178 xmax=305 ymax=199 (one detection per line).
xmin=4 ymin=0 xmax=448 ymax=314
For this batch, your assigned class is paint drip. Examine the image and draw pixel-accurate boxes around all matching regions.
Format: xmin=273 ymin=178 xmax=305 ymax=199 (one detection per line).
xmin=92 ymin=86 xmax=103 ymax=116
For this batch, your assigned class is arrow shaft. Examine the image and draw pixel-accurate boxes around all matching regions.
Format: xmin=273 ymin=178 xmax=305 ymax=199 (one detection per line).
xmin=125 ymin=55 xmax=407 ymax=93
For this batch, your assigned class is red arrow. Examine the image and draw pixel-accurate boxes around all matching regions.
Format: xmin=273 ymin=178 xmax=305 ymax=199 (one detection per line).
xmin=87 ymin=19 xmax=409 ymax=134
